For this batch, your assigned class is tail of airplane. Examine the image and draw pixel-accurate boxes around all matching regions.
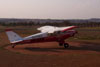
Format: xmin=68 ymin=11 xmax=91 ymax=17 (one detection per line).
xmin=5 ymin=29 xmax=23 ymax=43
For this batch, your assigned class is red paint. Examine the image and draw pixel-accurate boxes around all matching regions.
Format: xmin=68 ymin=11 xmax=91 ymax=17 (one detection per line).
xmin=62 ymin=26 xmax=77 ymax=32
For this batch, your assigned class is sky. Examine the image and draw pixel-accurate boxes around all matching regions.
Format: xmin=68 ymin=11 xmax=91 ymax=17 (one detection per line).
xmin=0 ymin=0 xmax=100 ymax=19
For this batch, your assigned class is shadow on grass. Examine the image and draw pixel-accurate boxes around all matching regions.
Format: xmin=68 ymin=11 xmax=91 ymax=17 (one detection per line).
xmin=69 ymin=45 xmax=100 ymax=52
xmin=24 ymin=42 xmax=100 ymax=53
xmin=25 ymin=47 xmax=64 ymax=53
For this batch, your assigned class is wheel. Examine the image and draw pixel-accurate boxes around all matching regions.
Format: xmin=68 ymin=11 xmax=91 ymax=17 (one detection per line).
xmin=12 ymin=45 xmax=15 ymax=48
xmin=59 ymin=43 xmax=63 ymax=46
xmin=64 ymin=43 xmax=69 ymax=48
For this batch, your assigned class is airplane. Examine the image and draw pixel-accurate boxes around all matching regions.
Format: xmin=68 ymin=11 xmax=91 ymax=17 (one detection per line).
xmin=5 ymin=26 xmax=78 ymax=48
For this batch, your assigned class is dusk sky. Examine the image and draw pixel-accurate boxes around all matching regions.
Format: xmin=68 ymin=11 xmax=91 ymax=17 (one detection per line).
xmin=0 ymin=0 xmax=100 ymax=19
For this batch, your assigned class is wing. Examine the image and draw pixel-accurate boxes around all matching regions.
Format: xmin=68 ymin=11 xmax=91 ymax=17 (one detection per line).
xmin=37 ymin=26 xmax=77 ymax=33
xmin=37 ymin=26 xmax=56 ymax=33
xmin=58 ymin=26 xmax=77 ymax=32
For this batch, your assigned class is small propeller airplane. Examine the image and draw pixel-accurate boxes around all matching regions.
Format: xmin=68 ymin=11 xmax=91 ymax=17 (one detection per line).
xmin=5 ymin=26 xmax=78 ymax=48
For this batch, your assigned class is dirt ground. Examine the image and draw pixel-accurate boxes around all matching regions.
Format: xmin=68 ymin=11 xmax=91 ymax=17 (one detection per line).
xmin=1 ymin=41 xmax=99 ymax=67
xmin=5 ymin=42 xmax=100 ymax=55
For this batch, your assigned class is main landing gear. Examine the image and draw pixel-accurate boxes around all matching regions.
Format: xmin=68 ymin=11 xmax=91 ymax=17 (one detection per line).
xmin=59 ymin=42 xmax=69 ymax=48
xmin=64 ymin=43 xmax=69 ymax=48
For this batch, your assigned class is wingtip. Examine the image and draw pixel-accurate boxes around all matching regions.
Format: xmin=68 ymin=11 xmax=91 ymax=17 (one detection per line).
xmin=62 ymin=26 xmax=78 ymax=32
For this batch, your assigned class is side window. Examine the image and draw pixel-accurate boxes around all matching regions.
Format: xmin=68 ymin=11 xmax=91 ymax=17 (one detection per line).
xmin=54 ymin=31 xmax=61 ymax=36
xmin=57 ymin=31 xmax=61 ymax=34
xmin=48 ymin=33 xmax=54 ymax=36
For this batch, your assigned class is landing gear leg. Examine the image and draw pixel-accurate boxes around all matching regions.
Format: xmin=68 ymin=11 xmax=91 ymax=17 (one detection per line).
xmin=59 ymin=43 xmax=63 ymax=46
xmin=58 ymin=42 xmax=69 ymax=48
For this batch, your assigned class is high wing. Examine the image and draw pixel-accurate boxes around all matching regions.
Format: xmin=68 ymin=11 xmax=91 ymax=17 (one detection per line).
xmin=37 ymin=26 xmax=77 ymax=33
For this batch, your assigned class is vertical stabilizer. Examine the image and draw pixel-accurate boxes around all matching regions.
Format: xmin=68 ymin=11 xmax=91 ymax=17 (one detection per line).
xmin=5 ymin=29 xmax=23 ymax=43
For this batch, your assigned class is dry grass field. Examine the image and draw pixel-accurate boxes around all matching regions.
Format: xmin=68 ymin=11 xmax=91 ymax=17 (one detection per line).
xmin=0 ymin=26 xmax=100 ymax=67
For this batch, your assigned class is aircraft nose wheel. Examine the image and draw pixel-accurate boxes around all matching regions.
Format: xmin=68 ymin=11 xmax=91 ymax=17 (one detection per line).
xmin=64 ymin=43 xmax=69 ymax=48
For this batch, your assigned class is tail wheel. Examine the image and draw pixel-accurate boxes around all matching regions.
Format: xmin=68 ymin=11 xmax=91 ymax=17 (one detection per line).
xmin=12 ymin=44 xmax=15 ymax=48
xmin=64 ymin=43 xmax=69 ymax=48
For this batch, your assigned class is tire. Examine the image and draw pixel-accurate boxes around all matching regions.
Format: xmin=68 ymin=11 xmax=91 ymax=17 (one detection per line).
xmin=64 ymin=43 xmax=69 ymax=48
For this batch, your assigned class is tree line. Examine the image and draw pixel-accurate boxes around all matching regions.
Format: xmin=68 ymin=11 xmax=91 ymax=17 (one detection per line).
xmin=0 ymin=20 xmax=100 ymax=27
